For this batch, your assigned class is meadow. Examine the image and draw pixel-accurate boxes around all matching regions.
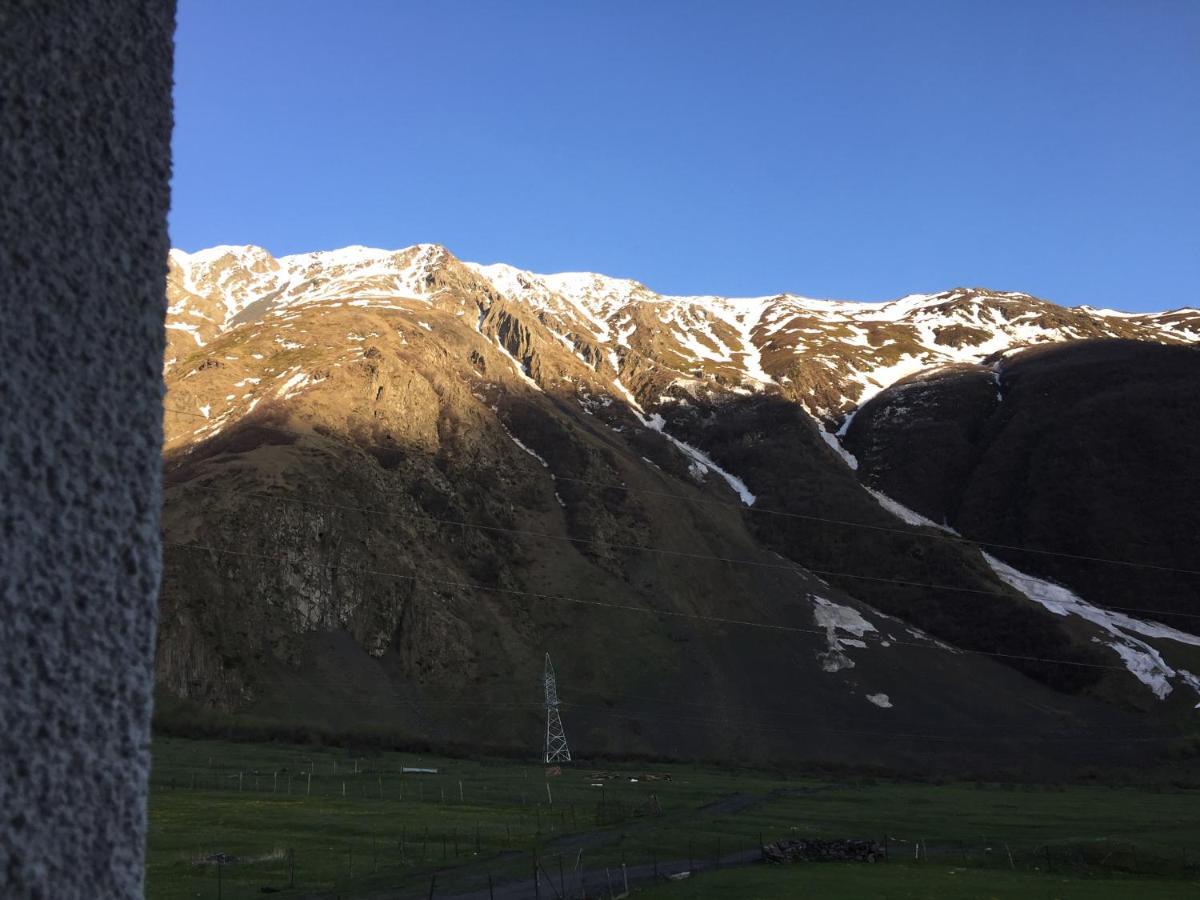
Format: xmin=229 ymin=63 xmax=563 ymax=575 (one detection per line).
xmin=147 ymin=736 xmax=1200 ymax=898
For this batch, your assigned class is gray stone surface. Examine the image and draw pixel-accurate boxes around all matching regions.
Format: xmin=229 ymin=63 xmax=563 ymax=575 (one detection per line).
xmin=1 ymin=2 xmax=175 ymax=896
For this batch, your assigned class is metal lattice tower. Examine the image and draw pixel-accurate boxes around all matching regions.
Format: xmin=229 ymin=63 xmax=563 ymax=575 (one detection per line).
xmin=542 ymin=653 xmax=571 ymax=764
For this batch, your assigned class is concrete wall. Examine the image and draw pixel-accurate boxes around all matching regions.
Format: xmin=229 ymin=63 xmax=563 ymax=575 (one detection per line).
xmin=1 ymin=2 xmax=175 ymax=897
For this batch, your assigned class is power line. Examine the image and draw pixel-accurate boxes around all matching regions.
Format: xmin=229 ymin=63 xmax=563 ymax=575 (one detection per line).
xmin=557 ymin=700 xmax=1182 ymax=746
xmin=239 ymin=676 xmax=1169 ymax=740
xmin=183 ymin=674 xmax=1184 ymax=746
xmin=163 ymin=538 xmax=1138 ymax=672
xmin=162 ymin=404 xmax=1200 ymax=578
xmin=171 ymin=480 xmax=1200 ymax=623
xmin=551 ymin=473 xmax=1200 ymax=577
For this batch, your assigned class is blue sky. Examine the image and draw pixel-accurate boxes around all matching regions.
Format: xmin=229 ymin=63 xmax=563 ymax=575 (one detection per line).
xmin=171 ymin=1 xmax=1199 ymax=311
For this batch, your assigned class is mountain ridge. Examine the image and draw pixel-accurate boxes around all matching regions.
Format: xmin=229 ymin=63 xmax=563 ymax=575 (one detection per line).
xmin=166 ymin=242 xmax=1198 ymax=428
xmin=157 ymin=241 xmax=1200 ymax=768
xmin=170 ymin=241 xmax=1194 ymax=317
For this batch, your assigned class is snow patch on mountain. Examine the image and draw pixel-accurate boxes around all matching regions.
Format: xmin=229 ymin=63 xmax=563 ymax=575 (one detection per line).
xmin=861 ymin=483 xmax=1200 ymax=700
xmin=983 ymin=553 xmax=1200 ymax=699
xmin=642 ymin=414 xmax=757 ymax=506
xmin=867 ymin=488 xmax=958 ymax=533
xmin=813 ymin=595 xmax=877 ymax=673
xmin=498 ymin=421 xmax=550 ymax=468
xmin=490 ymin=336 xmax=543 ymax=392
xmin=166 ymin=322 xmax=206 ymax=347
xmin=819 ymin=428 xmax=859 ymax=470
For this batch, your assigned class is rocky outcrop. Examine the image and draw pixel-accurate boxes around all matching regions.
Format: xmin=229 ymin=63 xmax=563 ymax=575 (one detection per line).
xmin=763 ymin=839 xmax=885 ymax=863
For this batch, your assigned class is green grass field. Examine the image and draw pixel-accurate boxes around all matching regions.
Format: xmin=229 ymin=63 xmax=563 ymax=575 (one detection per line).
xmin=147 ymin=736 xmax=1200 ymax=898
xmin=632 ymin=863 xmax=1195 ymax=899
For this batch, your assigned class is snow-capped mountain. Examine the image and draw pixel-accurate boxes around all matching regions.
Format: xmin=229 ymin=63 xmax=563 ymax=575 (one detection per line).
xmin=167 ymin=243 xmax=1197 ymax=426
xmin=159 ymin=243 xmax=1200 ymax=768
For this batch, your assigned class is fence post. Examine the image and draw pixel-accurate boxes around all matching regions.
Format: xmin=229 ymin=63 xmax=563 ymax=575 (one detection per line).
xmin=488 ymin=873 xmax=494 ymax=900
xmin=288 ymin=847 xmax=295 ymax=888
xmin=427 ymin=873 xmax=437 ymax=900
xmin=606 ymin=866 xmax=614 ymax=899
xmin=883 ymin=835 xmax=889 ymax=862
xmin=216 ymin=856 xmax=222 ymax=899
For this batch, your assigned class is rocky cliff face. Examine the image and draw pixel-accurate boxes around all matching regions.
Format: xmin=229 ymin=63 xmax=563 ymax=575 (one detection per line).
xmin=158 ymin=243 xmax=1200 ymax=768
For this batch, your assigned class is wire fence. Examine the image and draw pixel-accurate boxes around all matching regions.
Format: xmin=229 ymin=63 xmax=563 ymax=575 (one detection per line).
xmin=148 ymin=763 xmax=1200 ymax=899
xmin=170 ymin=824 xmax=1200 ymax=900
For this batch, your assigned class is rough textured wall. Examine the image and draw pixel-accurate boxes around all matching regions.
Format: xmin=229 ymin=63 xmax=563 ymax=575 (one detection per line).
xmin=0 ymin=2 xmax=175 ymax=897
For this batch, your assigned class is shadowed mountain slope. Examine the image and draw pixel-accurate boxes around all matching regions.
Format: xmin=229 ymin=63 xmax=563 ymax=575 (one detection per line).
xmin=157 ymin=245 xmax=1200 ymax=768
xmin=844 ymin=340 xmax=1200 ymax=642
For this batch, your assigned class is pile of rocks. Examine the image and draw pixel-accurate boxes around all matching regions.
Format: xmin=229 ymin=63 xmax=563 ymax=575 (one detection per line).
xmin=763 ymin=839 xmax=883 ymax=864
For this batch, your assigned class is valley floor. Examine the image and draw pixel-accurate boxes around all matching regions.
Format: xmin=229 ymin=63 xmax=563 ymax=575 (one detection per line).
xmin=146 ymin=736 xmax=1200 ymax=899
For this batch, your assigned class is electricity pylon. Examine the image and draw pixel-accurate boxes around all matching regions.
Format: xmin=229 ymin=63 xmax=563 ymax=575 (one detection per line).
xmin=542 ymin=653 xmax=571 ymax=764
